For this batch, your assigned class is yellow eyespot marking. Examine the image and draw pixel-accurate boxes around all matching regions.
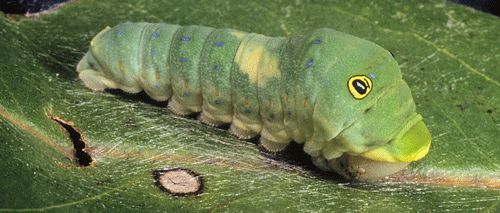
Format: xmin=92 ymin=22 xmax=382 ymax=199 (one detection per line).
xmin=347 ymin=75 xmax=373 ymax=100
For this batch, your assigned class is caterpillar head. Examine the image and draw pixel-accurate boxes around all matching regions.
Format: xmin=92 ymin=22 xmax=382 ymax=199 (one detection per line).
xmin=304 ymin=29 xmax=431 ymax=180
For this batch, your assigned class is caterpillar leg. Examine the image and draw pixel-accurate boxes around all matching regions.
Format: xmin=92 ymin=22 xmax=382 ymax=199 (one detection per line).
xmin=168 ymin=97 xmax=193 ymax=116
xmin=198 ymin=111 xmax=227 ymax=127
xmin=77 ymin=52 xmax=141 ymax=93
xmin=327 ymin=155 xmax=409 ymax=181
xmin=77 ymin=53 xmax=113 ymax=91
xmin=78 ymin=69 xmax=118 ymax=91
xmin=259 ymin=137 xmax=290 ymax=152
xmin=259 ymin=128 xmax=291 ymax=152
xmin=229 ymin=118 xmax=259 ymax=139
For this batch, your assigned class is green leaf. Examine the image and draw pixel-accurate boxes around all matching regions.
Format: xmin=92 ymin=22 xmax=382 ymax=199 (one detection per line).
xmin=1 ymin=0 xmax=499 ymax=211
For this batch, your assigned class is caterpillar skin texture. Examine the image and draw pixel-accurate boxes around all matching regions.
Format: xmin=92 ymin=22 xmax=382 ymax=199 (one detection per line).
xmin=77 ymin=22 xmax=432 ymax=180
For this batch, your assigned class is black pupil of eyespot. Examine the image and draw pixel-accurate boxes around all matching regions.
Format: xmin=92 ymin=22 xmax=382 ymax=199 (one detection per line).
xmin=353 ymin=79 xmax=368 ymax=94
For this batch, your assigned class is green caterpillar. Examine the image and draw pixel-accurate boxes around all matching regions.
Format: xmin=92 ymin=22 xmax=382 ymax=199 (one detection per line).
xmin=77 ymin=22 xmax=432 ymax=180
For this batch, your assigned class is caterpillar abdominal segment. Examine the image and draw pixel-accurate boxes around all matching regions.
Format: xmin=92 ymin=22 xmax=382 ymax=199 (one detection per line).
xmin=77 ymin=22 xmax=432 ymax=180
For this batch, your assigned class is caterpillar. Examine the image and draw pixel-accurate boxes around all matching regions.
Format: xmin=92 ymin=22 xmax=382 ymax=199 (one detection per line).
xmin=77 ymin=22 xmax=432 ymax=180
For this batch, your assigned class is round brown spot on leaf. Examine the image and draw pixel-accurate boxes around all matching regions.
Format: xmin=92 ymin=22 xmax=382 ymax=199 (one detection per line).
xmin=153 ymin=168 xmax=204 ymax=196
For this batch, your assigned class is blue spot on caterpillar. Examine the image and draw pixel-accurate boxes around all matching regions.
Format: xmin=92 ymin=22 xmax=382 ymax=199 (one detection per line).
xmin=215 ymin=41 xmax=224 ymax=47
xmin=306 ymin=59 xmax=314 ymax=68
xmin=116 ymin=30 xmax=124 ymax=37
xmin=152 ymin=31 xmax=160 ymax=39
xmin=77 ymin=22 xmax=432 ymax=181
xmin=213 ymin=64 xmax=221 ymax=71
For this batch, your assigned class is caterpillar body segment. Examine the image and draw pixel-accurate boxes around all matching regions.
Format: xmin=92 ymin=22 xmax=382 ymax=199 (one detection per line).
xmin=77 ymin=22 xmax=432 ymax=180
xmin=199 ymin=29 xmax=243 ymax=126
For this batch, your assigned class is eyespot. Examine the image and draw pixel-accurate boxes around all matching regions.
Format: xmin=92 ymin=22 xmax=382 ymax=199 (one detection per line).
xmin=347 ymin=75 xmax=373 ymax=100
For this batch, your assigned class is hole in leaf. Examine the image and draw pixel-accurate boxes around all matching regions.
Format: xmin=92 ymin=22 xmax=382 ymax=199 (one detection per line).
xmin=49 ymin=115 xmax=93 ymax=167
xmin=153 ymin=168 xmax=204 ymax=196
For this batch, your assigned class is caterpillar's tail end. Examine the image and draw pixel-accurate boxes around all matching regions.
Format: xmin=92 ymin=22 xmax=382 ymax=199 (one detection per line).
xmin=76 ymin=52 xmax=104 ymax=91
xmin=77 ymin=52 xmax=116 ymax=91
xmin=76 ymin=26 xmax=116 ymax=91
xmin=76 ymin=52 xmax=91 ymax=73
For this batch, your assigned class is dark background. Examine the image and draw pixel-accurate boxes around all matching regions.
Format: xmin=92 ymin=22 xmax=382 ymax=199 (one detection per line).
xmin=0 ymin=0 xmax=499 ymax=16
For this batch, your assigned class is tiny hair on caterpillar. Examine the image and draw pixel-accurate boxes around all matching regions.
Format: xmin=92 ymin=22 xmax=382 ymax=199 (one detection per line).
xmin=77 ymin=22 xmax=432 ymax=180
